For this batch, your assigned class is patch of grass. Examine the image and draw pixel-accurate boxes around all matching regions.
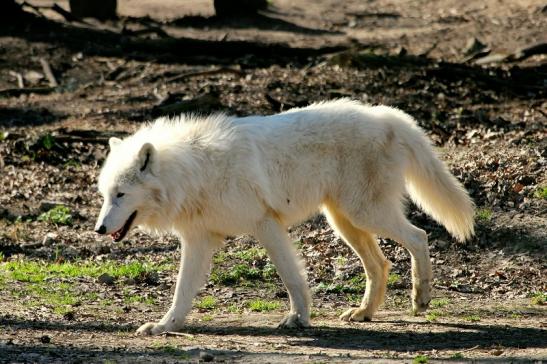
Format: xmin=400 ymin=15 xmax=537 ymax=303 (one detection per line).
xmin=310 ymin=310 xmax=321 ymax=319
xmin=533 ymin=186 xmax=547 ymax=199
xmin=151 ymin=342 xmax=187 ymax=356
xmin=202 ymin=314 xmax=214 ymax=322
xmin=213 ymin=251 xmax=228 ymax=264
xmin=413 ymin=354 xmax=429 ymax=364
xmin=346 ymin=293 xmax=362 ymax=304
xmin=13 ymin=281 xmax=79 ymax=315
xmin=450 ymin=352 xmax=464 ymax=359
xmin=123 ymin=290 xmax=155 ymax=305
xmin=387 ymin=273 xmax=401 ymax=287
xmin=227 ymin=304 xmax=242 ymax=314
xmin=63 ymin=159 xmax=81 ymax=169
xmin=430 ymin=298 xmax=449 ymax=308
xmin=196 ymin=296 xmax=217 ymax=310
xmin=232 ymin=246 xmax=267 ymax=262
xmin=40 ymin=133 xmax=55 ymax=150
xmin=476 ymin=208 xmax=493 ymax=221
xmin=425 ymin=310 xmax=443 ymax=322
xmin=3 ymin=259 xmax=168 ymax=282
xmin=210 ymin=263 xmax=263 ymax=285
xmin=37 ymin=205 xmax=73 ymax=226
xmin=101 ymin=298 xmax=114 ymax=306
xmin=530 ymin=291 xmax=546 ymax=305
xmin=463 ymin=314 xmax=481 ymax=322
xmin=247 ymin=299 xmax=280 ymax=312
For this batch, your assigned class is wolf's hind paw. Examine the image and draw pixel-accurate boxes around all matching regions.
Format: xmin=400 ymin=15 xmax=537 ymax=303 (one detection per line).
xmin=277 ymin=313 xmax=310 ymax=329
xmin=136 ymin=322 xmax=168 ymax=336
xmin=339 ymin=308 xmax=372 ymax=322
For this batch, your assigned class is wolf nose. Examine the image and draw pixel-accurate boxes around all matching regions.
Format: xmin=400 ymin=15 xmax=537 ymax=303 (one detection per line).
xmin=95 ymin=225 xmax=107 ymax=234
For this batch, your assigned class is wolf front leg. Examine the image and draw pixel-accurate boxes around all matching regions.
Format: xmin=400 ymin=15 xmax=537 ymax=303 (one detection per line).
xmin=254 ymin=216 xmax=311 ymax=328
xmin=137 ymin=233 xmax=221 ymax=335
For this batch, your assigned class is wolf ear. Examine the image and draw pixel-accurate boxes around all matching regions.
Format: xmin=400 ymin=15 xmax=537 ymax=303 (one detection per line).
xmin=109 ymin=137 xmax=122 ymax=149
xmin=138 ymin=143 xmax=155 ymax=173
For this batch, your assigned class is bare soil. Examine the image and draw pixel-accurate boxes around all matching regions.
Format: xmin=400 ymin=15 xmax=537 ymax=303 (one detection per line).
xmin=0 ymin=0 xmax=546 ymax=362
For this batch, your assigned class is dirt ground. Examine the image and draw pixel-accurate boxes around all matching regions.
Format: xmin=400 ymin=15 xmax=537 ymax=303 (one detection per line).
xmin=0 ymin=0 xmax=546 ymax=362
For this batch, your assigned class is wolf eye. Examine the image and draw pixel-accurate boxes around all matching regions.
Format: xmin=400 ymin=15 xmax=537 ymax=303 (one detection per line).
xmin=116 ymin=192 xmax=125 ymax=198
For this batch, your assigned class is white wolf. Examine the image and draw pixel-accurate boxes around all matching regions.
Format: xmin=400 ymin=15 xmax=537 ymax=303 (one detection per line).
xmin=94 ymin=99 xmax=474 ymax=335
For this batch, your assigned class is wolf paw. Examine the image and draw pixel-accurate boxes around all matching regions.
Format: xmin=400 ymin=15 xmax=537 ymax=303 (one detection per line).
xmin=278 ymin=313 xmax=310 ymax=329
xmin=412 ymin=280 xmax=431 ymax=315
xmin=339 ymin=308 xmax=372 ymax=322
xmin=136 ymin=322 xmax=168 ymax=336
xmin=411 ymin=298 xmax=431 ymax=315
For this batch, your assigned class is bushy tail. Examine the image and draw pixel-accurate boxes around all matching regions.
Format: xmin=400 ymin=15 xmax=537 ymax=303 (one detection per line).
xmin=399 ymin=121 xmax=475 ymax=242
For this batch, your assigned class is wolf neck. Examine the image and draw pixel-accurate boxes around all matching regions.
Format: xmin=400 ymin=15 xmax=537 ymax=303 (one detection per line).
xmin=135 ymin=114 xmax=237 ymax=234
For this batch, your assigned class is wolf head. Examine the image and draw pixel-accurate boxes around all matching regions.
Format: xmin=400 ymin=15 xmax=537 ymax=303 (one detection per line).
xmin=94 ymin=137 xmax=166 ymax=242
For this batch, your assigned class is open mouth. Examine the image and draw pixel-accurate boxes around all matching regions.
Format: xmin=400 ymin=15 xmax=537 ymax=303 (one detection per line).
xmin=111 ymin=211 xmax=137 ymax=242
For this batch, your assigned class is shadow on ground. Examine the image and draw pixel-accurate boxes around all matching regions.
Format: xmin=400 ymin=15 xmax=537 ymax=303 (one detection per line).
xmin=167 ymin=11 xmax=342 ymax=35
xmin=2 ymin=316 xmax=546 ymax=352
xmin=0 ymin=107 xmax=62 ymax=127
xmin=0 ymin=12 xmax=345 ymax=66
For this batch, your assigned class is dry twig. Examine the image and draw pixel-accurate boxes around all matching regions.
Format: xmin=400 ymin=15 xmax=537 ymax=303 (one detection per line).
xmin=39 ymin=58 xmax=58 ymax=87
xmin=165 ymin=67 xmax=244 ymax=83
xmin=8 ymin=71 xmax=24 ymax=88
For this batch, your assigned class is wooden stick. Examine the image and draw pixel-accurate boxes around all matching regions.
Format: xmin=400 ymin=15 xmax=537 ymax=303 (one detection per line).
xmin=50 ymin=3 xmax=80 ymax=22
xmin=39 ymin=58 xmax=58 ymax=87
xmin=161 ymin=331 xmax=195 ymax=339
xmin=8 ymin=71 xmax=24 ymax=88
xmin=165 ymin=67 xmax=244 ymax=83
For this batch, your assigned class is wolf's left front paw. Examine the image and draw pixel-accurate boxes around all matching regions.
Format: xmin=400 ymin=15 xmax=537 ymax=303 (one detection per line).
xmin=278 ymin=313 xmax=310 ymax=329
xmin=136 ymin=322 xmax=168 ymax=336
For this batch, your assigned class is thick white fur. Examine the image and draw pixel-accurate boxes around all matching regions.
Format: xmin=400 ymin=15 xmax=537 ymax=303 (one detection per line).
xmin=95 ymin=99 xmax=474 ymax=335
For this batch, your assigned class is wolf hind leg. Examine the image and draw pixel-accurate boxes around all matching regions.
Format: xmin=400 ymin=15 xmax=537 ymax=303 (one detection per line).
xmin=324 ymin=204 xmax=391 ymax=322
xmin=253 ymin=216 xmax=311 ymax=329
xmin=347 ymin=205 xmax=432 ymax=315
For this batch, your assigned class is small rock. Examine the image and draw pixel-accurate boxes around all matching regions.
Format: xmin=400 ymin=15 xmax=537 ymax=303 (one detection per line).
xmin=98 ymin=273 xmax=115 ymax=285
xmin=24 ymin=70 xmax=44 ymax=85
xmin=199 ymin=351 xmax=214 ymax=362
xmin=39 ymin=335 xmax=51 ymax=344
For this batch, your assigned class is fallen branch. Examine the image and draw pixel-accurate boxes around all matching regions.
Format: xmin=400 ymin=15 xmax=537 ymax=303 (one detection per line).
xmin=53 ymin=128 xmax=128 ymax=144
xmin=165 ymin=67 xmax=244 ymax=83
xmin=121 ymin=26 xmax=169 ymax=38
xmin=462 ymin=345 xmax=480 ymax=352
xmin=161 ymin=331 xmax=195 ymax=339
xmin=509 ymin=42 xmax=547 ymax=61
xmin=8 ymin=71 xmax=24 ymax=88
xmin=20 ymin=1 xmax=46 ymax=17
xmin=39 ymin=58 xmax=58 ymax=87
xmin=51 ymin=3 xmax=83 ymax=23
